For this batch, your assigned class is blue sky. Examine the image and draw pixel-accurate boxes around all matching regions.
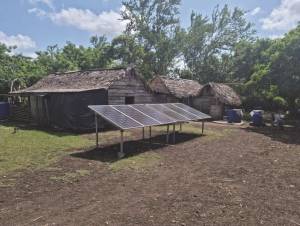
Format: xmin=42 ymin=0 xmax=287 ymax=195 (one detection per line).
xmin=1 ymin=0 xmax=300 ymax=57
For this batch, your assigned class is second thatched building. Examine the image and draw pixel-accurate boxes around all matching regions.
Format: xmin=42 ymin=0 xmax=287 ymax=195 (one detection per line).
xmin=193 ymin=82 xmax=242 ymax=119
xmin=149 ymin=76 xmax=203 ymax=105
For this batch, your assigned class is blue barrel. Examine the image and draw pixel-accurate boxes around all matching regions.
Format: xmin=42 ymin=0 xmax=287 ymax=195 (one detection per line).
xmin=0 ymin=102 xmax=9 ymax=119
xmin=252 ymin=111 xmax=263 ymax=126
xmin=227 ymin=109 xmax=242 ymax=123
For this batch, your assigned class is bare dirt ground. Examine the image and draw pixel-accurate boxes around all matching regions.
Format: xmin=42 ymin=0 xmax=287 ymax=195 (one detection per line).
xmin=0 ymin=123 xmax=300 ymax=226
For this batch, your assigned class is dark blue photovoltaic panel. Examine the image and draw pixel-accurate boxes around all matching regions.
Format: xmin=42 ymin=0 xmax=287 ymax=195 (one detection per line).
xmin=113 ymin=105 xmax=161 ymax=126
xmin=89 ymin=103 xmax=211 ymax=130
xmin=165 ymin=103 xmax=199 ymax=120
xmin=132 ymin=104 xmax=176 ymax=124
xmin=148 ymin=104 xmax=189 ymax=122
xmin=172 ymin=103 xmax=211 ymax=120
xmin=89 ymin=105 xmax=143 ymax=129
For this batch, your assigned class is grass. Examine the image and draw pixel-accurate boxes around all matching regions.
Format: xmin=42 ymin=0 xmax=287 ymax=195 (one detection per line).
xmin=152 ymin=122 xmax=233 ymax=140
xmin=109 ymin=152 xmax=161 ymax=172
xmin=0 ymin=124 xmax=94 ymax=175
xmin=0 ymin=122 xmax=232 ymax=176
xmin=50 ymin=169 xmax=90 ymax=183
xmin=109 ymin=123 xmax=231 ymax=172
xmin=83 ymin=130 xmax=133 ymax=144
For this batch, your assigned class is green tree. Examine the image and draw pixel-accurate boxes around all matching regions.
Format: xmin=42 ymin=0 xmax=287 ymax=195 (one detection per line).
xmin=183 ymin=5 xmax=255 ymax=83
xmin=121 ymin=0 xmax=182 ymax=78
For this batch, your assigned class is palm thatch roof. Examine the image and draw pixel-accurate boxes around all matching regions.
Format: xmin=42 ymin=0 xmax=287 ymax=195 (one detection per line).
xmin=11 ymin=67 xmax=138 ymax=94
xmin=149 ymin=76 xmax=203 ymax=99
xmin=200 ymin=82 xmax=242 ymax=106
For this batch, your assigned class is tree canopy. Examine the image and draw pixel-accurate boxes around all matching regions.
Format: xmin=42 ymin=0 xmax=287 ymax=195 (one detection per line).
xmin=0 ymin=0 xmax=299 ymax=112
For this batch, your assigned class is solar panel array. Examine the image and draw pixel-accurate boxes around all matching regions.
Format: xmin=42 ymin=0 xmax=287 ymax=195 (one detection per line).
xmin=89 ymin=103 xmax=211 ymax=130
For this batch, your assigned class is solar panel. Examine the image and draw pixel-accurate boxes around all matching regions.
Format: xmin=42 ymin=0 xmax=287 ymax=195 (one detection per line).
xmin=172 ymin=103 xmax=211 ymax=120
xmin=89 ymin=105 xmax=143 ymax=130
xmin=148 ymin=104 xmax=189 ymax=122
xmin=165 ymin=103 xmax=200 ymax=120
xmin=132 ymin=104 xmax=176 ymax=124
xmin=89 ymin=103 xmax=211 ymax=130
xmin=113 ymin=105 xmax=161 ymax=126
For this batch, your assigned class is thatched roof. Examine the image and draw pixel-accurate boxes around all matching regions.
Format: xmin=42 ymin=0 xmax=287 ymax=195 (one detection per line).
xmin=12 ymin=67 xmax=137 ymax=94
xmin=149 ymin=76 xmax=203 ymax=99
xmin=201 ymin=82 xmax=242 ymax=106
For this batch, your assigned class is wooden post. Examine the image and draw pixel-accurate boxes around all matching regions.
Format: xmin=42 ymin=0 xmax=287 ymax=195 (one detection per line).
xmin=95 ymin=113 xmax=99 ymax=148
xmin=166 ymin=124 xmax=170 ymax=144
xmin=202 ymin=121 xmax=204 ymax=134
xmin=173 ymin=124 xmax=176 ymax=144
xmin=118 ymin=130 xmax=125 ymax=159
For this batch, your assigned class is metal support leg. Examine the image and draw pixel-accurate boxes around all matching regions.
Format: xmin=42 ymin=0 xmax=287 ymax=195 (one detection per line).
xmin=173 ymin=124 xmax=176 ymax=144
xmin=180 ymin=123 xmax=182 ymax=132
xmin=166 ymin=125 xmax=170 ymax=144
xmin=202 ymin=121 xmax=204 ymax=134
xmin=95 ymin=113 xmax=99 ymax=148
xmin=149 ymin=126 xmax=152 ymax=143
xmin=118 ymin=130 xmax=125 ymax=159
xmin=142 ymin=127 xmax=145 ymax=140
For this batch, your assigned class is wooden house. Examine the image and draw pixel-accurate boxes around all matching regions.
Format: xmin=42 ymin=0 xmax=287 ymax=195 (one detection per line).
xmin=149 ymin=76 xmax=203 ymax=105
xmin=11 ymin=67 xmax=154 ymax=130
xmin=193 ymin=82 xmax=242 ymax=119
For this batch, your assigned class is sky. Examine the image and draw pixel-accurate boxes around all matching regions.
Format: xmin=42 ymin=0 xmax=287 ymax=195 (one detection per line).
xmin=0 ymin=0 xmax=300 ymax=57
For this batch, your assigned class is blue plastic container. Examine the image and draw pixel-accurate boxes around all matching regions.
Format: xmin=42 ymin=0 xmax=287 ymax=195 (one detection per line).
xmin=252 ymin=111 xmax=263 ymax=126
xmin=227 ymin=109 xmax=242 ymax=123
xmin=0 ymin=102 xmax=9 ymax=119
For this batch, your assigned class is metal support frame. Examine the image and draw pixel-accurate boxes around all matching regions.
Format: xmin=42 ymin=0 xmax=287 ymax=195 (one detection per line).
xmin=142 ymin=127 xmax=145 ymax=140
xmin=202 ymin=121 xmax=205 ymax=134
xmin=149 ymin=126 xmax=152 ymax=143
xmin=166 ymin=124 xmax=170 ymax=144
xmin=172 ymin=124 xmax=176 ymax=144
xmin=95 ymin=113 xmax=99 ymax=148
xmin=118 ymin=130 xmax=125 ymax=159
xmin=179 ymin=123 xmax=182 ymax=132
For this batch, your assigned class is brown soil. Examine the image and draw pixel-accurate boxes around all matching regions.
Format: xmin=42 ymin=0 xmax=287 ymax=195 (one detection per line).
xmin=0 ymin=123 xmax=300 ymax=226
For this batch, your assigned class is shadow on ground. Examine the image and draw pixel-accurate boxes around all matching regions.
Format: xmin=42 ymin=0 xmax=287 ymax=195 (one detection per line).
xmin=71 ymin=132 xmax=202 ymax=163
xmin=243 ymin=125 xmax=300 ymax=145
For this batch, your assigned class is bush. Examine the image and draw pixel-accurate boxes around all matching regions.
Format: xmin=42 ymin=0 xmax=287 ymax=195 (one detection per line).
xmin=273 ymin=96 xmax=288 ymax=110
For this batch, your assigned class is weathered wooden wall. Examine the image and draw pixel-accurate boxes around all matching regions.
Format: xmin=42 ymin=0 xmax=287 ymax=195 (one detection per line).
xmin=9 ymin=104 xmax=32 ymax=122
xmin=30 ymin=96 xmax=49 ymax=126
xmin=108 ymin=75 xmax=154 ymax=105
xmin=152 ymin=93 xmax=179 ymax=103
xmin=192 ymin=86 xmax=224 ymax=119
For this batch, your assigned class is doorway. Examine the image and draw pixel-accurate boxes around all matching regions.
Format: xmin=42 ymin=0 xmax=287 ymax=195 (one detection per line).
xmin=125 ymin=96 xmax=135 ymax=104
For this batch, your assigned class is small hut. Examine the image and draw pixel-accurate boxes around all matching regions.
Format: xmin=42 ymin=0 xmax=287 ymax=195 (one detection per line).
xmin=149 ymin=76 xmax=203 ymax=105
xmin=11 ymin=67 xmax=154 ymax=130
xmin=193 ymin=82 xmax=242 ymax=119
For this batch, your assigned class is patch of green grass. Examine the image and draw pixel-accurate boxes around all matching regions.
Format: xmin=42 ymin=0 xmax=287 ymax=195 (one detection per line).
xmin=109 ymin=152 xmax=161 ymax=172
xmin=152 ymin=123 xmax=232 ymax=140
xmin=50 ymin=169 xmax=90 ymax=183
xmin=0 ymin=125 xmax=94 ymax=175
xmin=204 ymin=128 xmax=233 ymax=141
xmin=0 ymin=178 xmax=16 ymax=188
xmin=83 ymin=130 xmax=134 ymax=144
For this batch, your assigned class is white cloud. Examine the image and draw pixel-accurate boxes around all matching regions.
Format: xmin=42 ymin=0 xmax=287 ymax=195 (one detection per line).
xmin=29 ymin=7 xmax=127 ymax=36
xmin=29 ymin=0 xmax=54 ymax=10
xmin=28 ymin=7 xmax=47 ymax=17
xmin=0 ymin=31 xmax=37 ymax=57
xmin=250 ymin=7 xmax=261 ymax=16
xmin=261 ymin=0 xmax=300 ymax=31
xmin=0 ymin=31 xmax=36 ymax=49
